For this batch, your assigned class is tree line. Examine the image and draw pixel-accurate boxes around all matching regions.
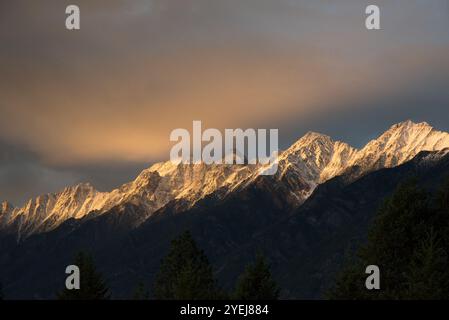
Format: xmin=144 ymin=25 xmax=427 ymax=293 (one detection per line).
xmin=329 ymin=178 xmax=449 ymax=299
xmin=3 ymin=178 xmax=449 ymax=300
xmin=54 ymin=231 xmax=279 ymax=300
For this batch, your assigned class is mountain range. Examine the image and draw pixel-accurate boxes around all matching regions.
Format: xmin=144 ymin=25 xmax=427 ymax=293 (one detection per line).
xmin=2 ymin=120 xmax=448 ymax=238
xmin=1 ymin=120 xmax=449 ymax=298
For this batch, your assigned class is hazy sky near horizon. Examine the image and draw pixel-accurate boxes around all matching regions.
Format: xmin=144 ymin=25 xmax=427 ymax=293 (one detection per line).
xmin=1 ymin=0 xmax=449 ymax=205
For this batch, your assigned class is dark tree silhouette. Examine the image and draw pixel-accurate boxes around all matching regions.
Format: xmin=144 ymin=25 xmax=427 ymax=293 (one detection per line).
xmin=58 ymin=251 xmax=110 ymax=300
xmin=154 ymin=231 xmax=221 ymax=299
xmin=404 ymin=229 xmax=449 ymax=299
xmin=329 ymin=179 xmax=449 ymax=299
xmin=132 ymin=280 xmax=149 ymax=300
xmin=234 ymin=253 xmax=280 ymax=300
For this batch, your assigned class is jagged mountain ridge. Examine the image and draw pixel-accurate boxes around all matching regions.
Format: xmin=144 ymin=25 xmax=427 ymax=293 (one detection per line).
xmin=3 ymin=147 xmax=449 ymax=299
xmin=347 ymin=120 xmax=449 ymax=173
xmin=2 ymin=120 xmax=449 ymax=238
xmin=0 ymin=162 xmax=258 ymax=239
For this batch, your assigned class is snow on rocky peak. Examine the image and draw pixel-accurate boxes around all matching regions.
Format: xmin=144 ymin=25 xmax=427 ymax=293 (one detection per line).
xmin=1 ymin=200 xmax=13 ymax=211
xmin=273 ymin=131 xmax=356 ymax=202
xmin=114 ymin=158 xmax=256 ymax=211
xmin=0 ymin=201 xmax=14 ymax=220
xmin=254 ymin=121 xmax=449 ymax=202
xmin=347 ymin=120 xmax=449 ymax=173
xmin=0 ymin=183 xmax=110 ymax=239
xmin=0 ymin=155 xmax=257 ymax=238
xmin=279 ymin=132 xmax=337 ymax=181
xmin=127 ymin=120 xmax=449 ymax=211
xmin=2 ymin=120 xmax=449 ymax=238
xmin=279 ymin=131 xmax=357 ymax=181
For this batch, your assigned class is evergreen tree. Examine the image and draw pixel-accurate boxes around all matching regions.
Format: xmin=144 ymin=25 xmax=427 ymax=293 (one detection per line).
xmin=327 ymin=260 xmax=368 ymax=300
xmin=154 ymin=231 xmax=220 ymax=299
xmin=234 ymin=253 xmax=280 ymax=300
xmin=329 ymin=179 xmax=449 ymax=299
xmin=132 ymin=280 xmax=149 ymax=300
xmin=404 ymin=229 xmax=449 ymax=299
xmin=359 ymin=179 xmax=431 ymax=298
xmin=58 ymin=251 xmax=110 ymax=300
xmin=434 ymin=176 xmax=449 ymax=246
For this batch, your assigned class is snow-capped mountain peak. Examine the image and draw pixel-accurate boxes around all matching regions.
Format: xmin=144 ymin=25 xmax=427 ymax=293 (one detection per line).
xmin=0 ymin=182 xmax=110 ymax=239
xmin=279 ymin=131 xmax=356 ymax=180
xmin=3 ymin=120 xmax=449 ymax=239
xmin=348 ymin=120 xmax=449 ymax=172
xmin=1 ymin=201 xmax=14 ymax=216
xmin=272 ymin=130 xmax=356 ymax=202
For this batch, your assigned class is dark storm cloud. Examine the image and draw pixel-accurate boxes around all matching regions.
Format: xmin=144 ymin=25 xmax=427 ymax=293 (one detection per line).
xmin=0 ymin=139 xmax=148 ymax=206
xmin=0 ymin=140 xmax=77 ymax=205
xmin=1 ymin=0 xmax=449 ymax=203
xmin=280 ymin=71 xmax=449 ymax=149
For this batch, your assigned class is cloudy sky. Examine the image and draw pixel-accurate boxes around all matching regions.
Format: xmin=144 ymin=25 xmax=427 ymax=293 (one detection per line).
xmin=1 ymin=0 xmax=449 ymax=205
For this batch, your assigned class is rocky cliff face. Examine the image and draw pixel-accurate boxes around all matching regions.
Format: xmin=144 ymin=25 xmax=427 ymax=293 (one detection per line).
xmin=2 ymin=120 xmax=449 ymax=238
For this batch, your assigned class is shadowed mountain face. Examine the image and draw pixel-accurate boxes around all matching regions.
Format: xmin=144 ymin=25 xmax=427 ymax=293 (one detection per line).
xmin=1 ymin=148 xmax=449 ymax=299
xmin=2 ymin=121 xmax=449 ymax=240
